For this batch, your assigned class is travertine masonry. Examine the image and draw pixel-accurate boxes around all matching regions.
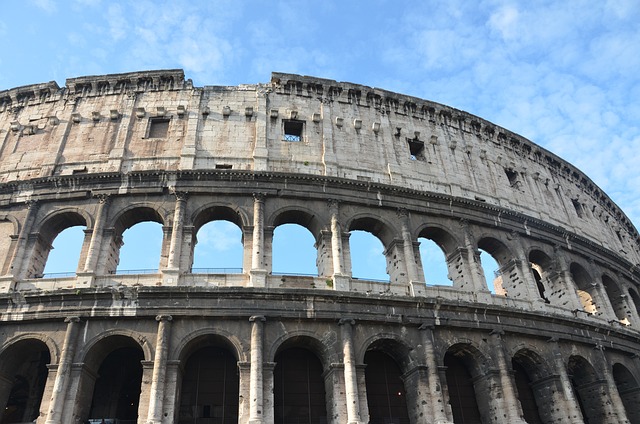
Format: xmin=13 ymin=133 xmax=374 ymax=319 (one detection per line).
xmin=0 ymin=70 xmax=639 ymax=423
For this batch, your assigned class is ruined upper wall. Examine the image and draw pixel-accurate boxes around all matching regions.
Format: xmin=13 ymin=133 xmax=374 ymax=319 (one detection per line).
xmin=0 ymin=69 xmax=637 ymax=264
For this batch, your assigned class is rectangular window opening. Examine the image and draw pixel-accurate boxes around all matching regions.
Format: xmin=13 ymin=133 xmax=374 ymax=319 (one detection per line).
xmin=148 ymin=118 xmax=170 ymax=138
xmin=284 ymin=120 xmax=304 ymax=142
xmin=572 ymin=199 xmax=584 ymax=218
xmin=408 ymin=139 xmax=425 ymax=161
xmin=505 ymin=168 xmax=518 ymax=186
xmin=215 ymin=164 xmax=233 ymax=169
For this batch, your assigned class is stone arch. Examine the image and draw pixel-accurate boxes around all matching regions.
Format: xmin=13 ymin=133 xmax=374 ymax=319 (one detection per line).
xmin=268 ymin=330 xmax=331 ymax=369
xmin=347 ymin=215 xmax=401 ymax=282
xmin=602 ymin=273 xmax=631 ymax=323
xmin=416 ymin=224 xmax=460 ymax=286
xmin=362 ymin=337 xmax=413 ymax=424
xmin=443 ymin=342 xmax=494 ymax=423
xmin=269 ymin=206 xmax=324 ymax=276
xmin=0 ymin=332 xmax=60 ymax=365
xmin=0 ymin=213 xmax=21 ymax=235
xmin=105 ymin=205 xmax=166 ymax=274
xmin=567 ymin=355 xmax=607 ymax=423
xmin=358 ymin=332 xmax=416 ymax=372
xmin=272 ymin=333 xmax=329 ymax=424
xmin=190 ymin=204 xmax=247 ymax=273
xmin=77 ymin=329 xmax=153 ymax=366
xmin=172 ymin=327 xmax=247 ymax=363
xmin=528 ymin=248 xmax=557 ymax=304
xmin=26 ymin=209 xmax=89 ymax=278
xmin=477 ymin=235 xmax=517 ymax=295
xmin=74 ymin=332 xmax=150 ymax=423
xmin=612 ymin=362 xmax=640 ymax=423
xmin=570 ymin=262 xmax=600 ymax=315
xmin=0 ymin=337 xmax=52 ymax=423
xmin=175 ymin=331 xmax=243 ymax=424
xmin=628 ymin=286 xmax=640 ymax=326
xmin=511 ymin=347 xmax=554 ymax=424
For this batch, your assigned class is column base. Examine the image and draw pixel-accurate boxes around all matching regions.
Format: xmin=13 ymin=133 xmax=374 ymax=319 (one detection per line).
xmin=75 ymin=271 xmax=96 ymax=288
xmin=161 ymin=268 xmax=181 ymax=286
xmin=409 ymin=280 xmax=426 ymax=296
xmin=332 ymin=274 xmax=350 ymax=291
xmin=248 ymin=419 xmax=264 ymax=424
xmin=249 ymin=269 xmax=268 ymax=287
xmin=0 ymin=275 xmax=17 ymax=292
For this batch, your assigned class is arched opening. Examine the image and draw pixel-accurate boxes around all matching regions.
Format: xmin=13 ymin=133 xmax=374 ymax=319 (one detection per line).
xmin=630 ymin=288 xmax=640 ymax=324
xmin=364 ymin=350 xmax=410 ymax=424
xmin=192 ymin=220 xmax=243 ymax=273
xmin=42 ymin=225 xmax=86 ymax=277
xmin=567 ymin=355 xmax=606 ymax=423
xmin=570 ymin=263 xmax=599 ymax=315
xmin=106 ymin=207 xmax=164 ymax=274
xmin=511 ymin=359 xmax=544 ymax=424
xmin=274 ymin=347 xmax=327 ymax=424
xmin=418 ymin=237 xmax=452 ymax=286
xmin=612 ymin=363 xmax=640 ymax=423
xmin=602 ymin=275 xmax=630 ymax=324
xmin=529 ymin=250 xmax=556 ymax=304
xmin=349 ymin=230 xmax=388 ymax=281
xmin=478 ymin=237 xmax=516 ymax=296
xmin=117 ymin=221 xmax=163 ymax=273
xmin=178 ymin=340 xmax=239 ymax=424
xmin=272 ymin=223 xmax=318 ymax=276
xmin=27 ymin=212 xmax=87 ymax=278
xmin=88 ymin=347 xmax=144 ymax=422
xmin=0 ymin=340 xmax=50 ymax=424
xmin=444 ymin=351 xmax=483 ymax=423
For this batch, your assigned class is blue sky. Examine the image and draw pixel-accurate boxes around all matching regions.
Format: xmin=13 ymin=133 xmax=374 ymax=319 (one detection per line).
xmin=1 ymin=1 xmax=638 ymax=285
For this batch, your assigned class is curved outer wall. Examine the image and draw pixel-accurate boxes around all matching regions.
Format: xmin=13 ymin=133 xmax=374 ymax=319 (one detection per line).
xmin=0 ymin=70 xmax=638 ymax=424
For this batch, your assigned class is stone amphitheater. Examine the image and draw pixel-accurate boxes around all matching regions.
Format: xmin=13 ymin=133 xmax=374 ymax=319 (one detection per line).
xmin=0 ymin=69 xmax=639 ymax=424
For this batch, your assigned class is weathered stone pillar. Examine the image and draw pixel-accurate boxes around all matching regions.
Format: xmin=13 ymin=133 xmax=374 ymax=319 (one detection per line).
xmin=329 ymin=200 xmax=349 ymax=291
xmin=82 ymin=195 xmax=110 ymax=273
xmin=6 ymin=200 xmax=39 ymax=281
xmin=594 ymin=344 xmax=630 ymax=423
xmin=398 ymin=209 xmax=423 ymax=296
xmin=323 ymin=363 xmax=348 ymax=424
xmin=249 ymin=315 xmax=266 ymax=424
xmin=250 ymin=194 xmax=267 ymax=287
xmin=167 ymin=192 xmax=186 ymax=270
xmin=488 ymin=330 xmax=527 ymax=424
xmin=146 ymin=315 xmax=173 ymax=424
xmin=45 ymin=316 xmax=80 ymax=424
xmin=339 ymin=318 xmax=362 ymax=424
xmin=419 ymin=324 xmax=453 ymax=424
xmin=458 ymin=219 xmax=487 ymax=293
xmin=548 ymin=338 xmax=584 ymax=423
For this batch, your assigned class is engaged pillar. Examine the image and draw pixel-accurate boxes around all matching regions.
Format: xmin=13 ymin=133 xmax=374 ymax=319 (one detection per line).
xmin=249 ymin=315 xmax=266 ymax=424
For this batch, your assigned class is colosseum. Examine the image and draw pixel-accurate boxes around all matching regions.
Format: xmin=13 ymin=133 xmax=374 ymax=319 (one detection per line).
xmin=0 ymin=69 xmax=639 ymax=424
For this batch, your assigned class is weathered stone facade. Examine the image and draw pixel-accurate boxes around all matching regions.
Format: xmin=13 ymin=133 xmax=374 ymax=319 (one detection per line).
xmin=0 ymin=70 xmax=639 ymax=423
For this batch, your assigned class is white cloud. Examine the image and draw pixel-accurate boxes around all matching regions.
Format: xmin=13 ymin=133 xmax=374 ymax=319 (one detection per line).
xmin=31 ymin=0 xmax=56 ymax=13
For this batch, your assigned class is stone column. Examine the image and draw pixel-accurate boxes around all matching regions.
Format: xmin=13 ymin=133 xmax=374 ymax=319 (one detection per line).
xmin=146 ymin=315 xmax=173 ymax=424
xmin=82 ymin=195 xmax=110 ymax=273
xmin=329 ymin=200 xmax=349 ymax=291
xmin=7 ymin=200 xmax=39 ymax=281
xmin=548 ymin=338 xmax=584 ymax=424
xmin=167 ymin=192 xmax=187 ymax=270
xmin=45 ymin=316 xmax=80 ymax=424
xmin=250 ymin=194 xmax=267 ymax=287
xmin=488 ymin=330 xmax=527 ymax=424
xmin=339 ymin=318 xmax=362 ymax=424
xmin=249 ymin=315 xmax=266 ymax=424
xmin=459 ymin=219 xmax=487 ymax=293
xmin=419 ymin=324 xmax=453 ymax=424
xmin=398 ymin=209 xmax=423 ymax=296
xmin=594 ymin=344 xmax=630 ymax=423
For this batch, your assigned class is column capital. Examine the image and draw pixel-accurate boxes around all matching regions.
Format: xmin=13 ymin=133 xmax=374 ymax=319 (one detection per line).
xmin=338 ymin=318 xmax=355 ymax=326
xmin=249 ymin=315 xmax=266 ymax=323
xmin=64 ymin=316 xmax=80 ymax=324
xmin=156 ymin=314 xmax=173 ymax=322
xmin=396 ymin=207 xmax=409 ymax=219
xmin=418 ymin=323 xmax=435 ymax=331
xmin=489 ymin=328 xmax=505 ymax=338
xmin=94 ymin=193 xmax=111 ymax=204
xmin=253 ymin=192 xmax=267 ymax=202
xmin=328 ymin=198 xmax=340 ymax=210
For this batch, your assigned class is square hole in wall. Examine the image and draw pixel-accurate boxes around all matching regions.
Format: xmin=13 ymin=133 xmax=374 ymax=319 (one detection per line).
xmin=148 ymin=117 xmax=170 ymax=138
xmin=283 ymin=120 xmax=304 ymax=142
xmin=407 ymin=139 xmax=425 ymax=160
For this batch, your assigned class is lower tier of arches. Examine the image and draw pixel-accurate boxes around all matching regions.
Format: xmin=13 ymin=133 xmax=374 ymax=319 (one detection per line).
xmin=0 ymin=289 xmax=639 ymax=424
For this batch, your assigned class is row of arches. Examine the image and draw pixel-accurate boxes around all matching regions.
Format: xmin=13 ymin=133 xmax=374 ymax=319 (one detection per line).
xmin=2 ymin=328 xmax=639 ymax=424
xmin=4 ymin=199 xmax=640 ymax=326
